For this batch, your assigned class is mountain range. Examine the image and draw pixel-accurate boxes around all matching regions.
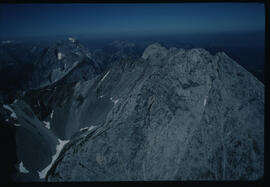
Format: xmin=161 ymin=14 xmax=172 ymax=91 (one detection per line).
xmin=0 ymin=38 xmax=264 ymax=181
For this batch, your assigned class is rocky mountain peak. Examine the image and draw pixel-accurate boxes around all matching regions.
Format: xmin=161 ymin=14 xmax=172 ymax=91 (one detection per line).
xmin=142 ymin=42 xmax=169 ymax=60
xmin=30 ymin=39 xmax=99 ymax=89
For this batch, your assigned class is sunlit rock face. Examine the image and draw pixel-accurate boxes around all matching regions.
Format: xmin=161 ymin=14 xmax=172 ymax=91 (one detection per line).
xmin=42 ymin=43 xmax=264 ymax=181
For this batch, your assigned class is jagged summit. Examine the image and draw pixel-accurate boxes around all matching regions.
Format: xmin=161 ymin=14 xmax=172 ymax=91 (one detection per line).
xmin=31 ymin=39 xmax=100 ymax=89
xmin=141 ymin=43 xmax=261 ymax=87
xmin=142 ymin=42 xmax=168 ymax=60
xmin=141 ymin=43 xmax=217 ymax=65
xmin=142 ymin=42 xmax=223 ymax=61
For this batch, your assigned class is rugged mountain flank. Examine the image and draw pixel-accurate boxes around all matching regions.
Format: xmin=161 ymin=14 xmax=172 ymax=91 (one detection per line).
xmin=41 ymin=43 xmax=264 ymax=181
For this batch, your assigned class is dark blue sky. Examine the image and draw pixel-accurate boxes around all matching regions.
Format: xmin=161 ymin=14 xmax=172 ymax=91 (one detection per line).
xmin=0 ymin=3 xmax=265 ymax=39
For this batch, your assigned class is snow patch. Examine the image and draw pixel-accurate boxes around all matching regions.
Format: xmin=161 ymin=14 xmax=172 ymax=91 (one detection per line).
xmin=38 ymin=139 xmax=70 ymax=179
xmin=14 ymin=123 xmax=21 ymax=127
xmin=99 ymin=95 xmax=104 ymax=98
xmin=75 ymin=51 xmax=81 ymax=56
xmin=44 ymin=121 xmax=50 ymax=129
xmin=50 ymin=110 xmax=54 ymax=119
xmin=100 ymin=71 xmax=110 ymax=82
xmin=110 ymin=97 xmax=119 ymax=105
xmin=19 ymin=161 xmax=29 ymax=173
xmin=3 ymin=104 xmax=13 ymax=112
xmin=80 ymin=127 xmax=88 ymax=131
xmin=12 ymin=99 xmax=18 ymax=105
xmin=57 ymin=52 xmax=63 ymax=60
xmin=10 ymin=112 xmax=17 ymax=119
xmin=80 ymin=125 xmax=96 ymax=132
xmin=86 ymin=53 xmax=91 ymax=59
xmin=3 ymin=104 xmax=17 ymax=119
xmin=73 ymin=61 xmax=79 ymax=68
xmin=204 ymin=96 xmax=208 ymax=106
xmin=68 ymin=37 xmax=76 ymax=43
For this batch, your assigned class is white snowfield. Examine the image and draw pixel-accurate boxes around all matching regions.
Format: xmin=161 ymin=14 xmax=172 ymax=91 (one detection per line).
xmin=3 ymin=104 xmax=17 ymax=119
xmin=50 ymin=110 xmax=54 ymax=119
xmin=80 ymin=125 xmax=96 ymax=132
xmin=110 ymin=97 xmax=119 ymax=105
xmin=100 ymin=71 xmax=110 ymax=82
xmin=68 ymin=37 xmax=76 ymax=43
xmin=38 ymin=139 xmax=70 ymax=179
xmin=57 ymin=52 xmax=63 ymax=60
xmin=19 ymin=161 xmax=29 ymax=173
xmin=12 ymin=99 xmax=18 ymax=105
xmin=44 ymin=121 xmax=51 ymax=129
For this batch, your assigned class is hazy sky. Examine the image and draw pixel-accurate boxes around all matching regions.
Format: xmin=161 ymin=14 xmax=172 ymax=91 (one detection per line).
xmin=0 ymin=3 xmax=265 ymax=39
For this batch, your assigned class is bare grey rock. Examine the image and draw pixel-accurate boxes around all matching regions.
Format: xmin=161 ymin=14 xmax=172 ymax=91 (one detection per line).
xmin=45 ymin=43 xmax=264 ymax=181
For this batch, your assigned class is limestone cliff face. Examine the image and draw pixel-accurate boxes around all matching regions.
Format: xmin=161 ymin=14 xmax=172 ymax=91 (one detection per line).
xmin=44 ymin=43 xmax=264 ymax=181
